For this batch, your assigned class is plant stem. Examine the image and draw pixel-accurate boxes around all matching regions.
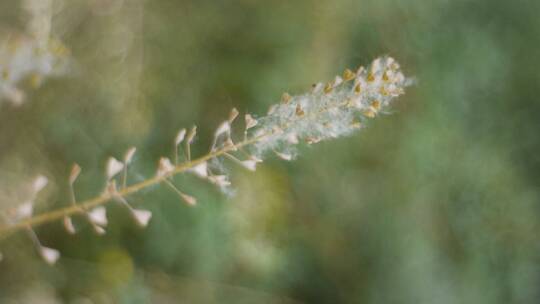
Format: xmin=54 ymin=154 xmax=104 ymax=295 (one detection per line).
xmin=0 ymin=99 xmax=352 ymax=241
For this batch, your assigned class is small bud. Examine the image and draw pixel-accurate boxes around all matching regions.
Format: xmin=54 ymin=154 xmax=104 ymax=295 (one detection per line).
xmin=208 ymin=175 xmax=231 ymax=187
xmin=382 ymin=70 xmax=390 ymax=82
xmin=224 ymin=138 xmax=238 ymax=151
xmin=295 ymin=104 xmax=305 ymax=117
xmin=306 ymin=137 xmax=322 ymax=145
xmin=324 ymin=82 xmax=333 ymax=94
xmin=228 ymin=108 xmax=239 ymax=123
xmin=33 ymin=175 xmax=48 ymax=194
xmin=93 ymin=225 xmax=106 ymax=235
xmin=363 ymin=108 xmax=376 ymax=118
xmin=311 ymin=82 xmax=324 ymax=94
xmin=343 ymin=69 xmax=355 ymax=81
xmin=175 ymin=128 xmax=187 ymax=146
xmin=267 ymin=104 xmax=277 ymax=115
xmin=106 ymin=180 xmax=118 ymax=194
xmin=63 ymin=216 xmax=76 ymax=234
xmin=40 ymin=246 xmax=60 ymax=265
xmin=190 ymin=162 xmax=208 ymax=178
xmin=15 ymin=201 xmax=34 ymax=220
xmin=275 ymin=151 xmax=293 ymax=161
xmin=370 ymin=58 xmax=382 ymax=74
xmin=187 ymin=126 xmax=197 ymax=144
xmin=286 ymin=133 xmax=299 ymax=144
xmin=245 ymin=114 xmax=258 ymax=129
xmin=124 ymin=147 xmax=137 ymax=164
xmin=88 ymin=207 xmax=107 ymax=227
xmin=350 ymin=120 xmax=363 ymax=129
xmin=69 ymin=164 xmax=81 ymax=185
xmin=157 ymin=157 xmax=175 ymax=177
xmin=249 ymin=155 xmax=263 ymax=163
xmin=272 ymin=126 xmax=284 ymax=135
xmin=281 ymin=92 xmax=291 ymax=104
xmin=180 ymin=192 xmax=197 ymax=206
xmin=241 ymin=160 xmax=257 ymax=171
xmin=354 ymin=83 xmax=362 ymax=94
xmin=371 ymin=100 xmax=381 ymax=110
xmin=215 ymin=121 xmax=230 ymax=137
xmin=333 ymin=75 xmax=343 ymax=87
xmin=132 ymin=209 xmax=152 ymax=227
xmin=106 ymin=157 xmax=124 ymax=180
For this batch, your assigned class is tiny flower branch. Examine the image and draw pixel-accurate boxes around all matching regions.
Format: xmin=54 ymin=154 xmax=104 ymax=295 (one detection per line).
xmin=0 ymin=56 xmax=412 ymax=264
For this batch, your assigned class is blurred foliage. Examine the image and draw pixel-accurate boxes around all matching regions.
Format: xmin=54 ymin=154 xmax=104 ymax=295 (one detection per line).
xmin=1 ymin=0 xmax=540 ymax=303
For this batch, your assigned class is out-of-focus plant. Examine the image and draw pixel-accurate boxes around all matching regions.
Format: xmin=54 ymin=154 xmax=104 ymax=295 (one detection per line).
xmin=0 ymin=0 xmax=70 ymax=106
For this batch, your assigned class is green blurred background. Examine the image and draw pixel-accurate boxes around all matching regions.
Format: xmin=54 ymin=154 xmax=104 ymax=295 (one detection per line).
xmin=1 ymin=0 xmax=540 ymax=303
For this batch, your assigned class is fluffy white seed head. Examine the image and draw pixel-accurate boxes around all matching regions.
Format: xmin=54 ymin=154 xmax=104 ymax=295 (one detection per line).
xmin=244 ymin=56 xmax=412 ymax=160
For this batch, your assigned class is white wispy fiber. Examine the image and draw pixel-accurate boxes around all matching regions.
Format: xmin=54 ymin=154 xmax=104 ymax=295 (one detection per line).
xmin=244 ymin=56 xmax=412 ymax=159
